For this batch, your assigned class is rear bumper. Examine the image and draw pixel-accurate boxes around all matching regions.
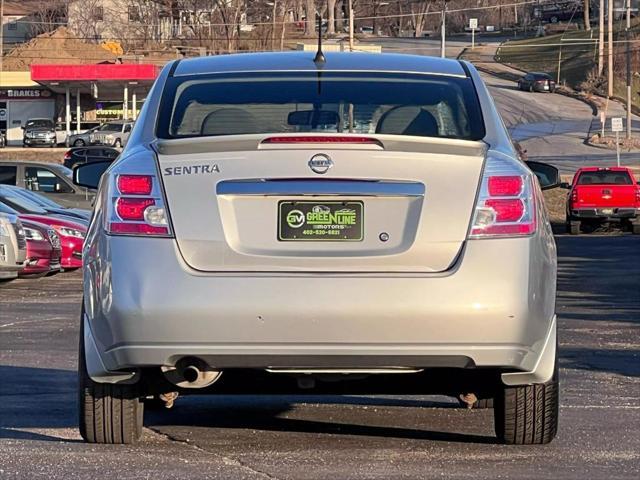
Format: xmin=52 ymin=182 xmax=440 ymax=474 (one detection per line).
xmin=0 ymin=239 xmax=25 ymax=279
xmin=83 ymin=233 xmax=557 ymax=386
xmin=570 ymin=208 xmax=639 ymax=220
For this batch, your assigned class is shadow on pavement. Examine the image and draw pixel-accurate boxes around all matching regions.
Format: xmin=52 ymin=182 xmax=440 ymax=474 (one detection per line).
xmin=560 ymin=348 xmax=640 ymax=377
xmin=556 ymin=236 xmax=640 ymax=326
xmin=146 ymin=395 xmax=498 ymax=445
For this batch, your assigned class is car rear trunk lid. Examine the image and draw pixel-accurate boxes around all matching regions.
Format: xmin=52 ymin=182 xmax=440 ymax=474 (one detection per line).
xmin=155 ymin=135 xmax=486 ymax=273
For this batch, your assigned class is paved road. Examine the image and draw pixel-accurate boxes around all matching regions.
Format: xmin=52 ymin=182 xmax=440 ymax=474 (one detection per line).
xmin=1 ymin=235 xmax=638 ymax=479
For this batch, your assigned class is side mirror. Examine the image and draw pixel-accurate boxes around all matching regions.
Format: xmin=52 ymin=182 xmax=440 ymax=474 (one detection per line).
xmin=73 ymin=160 xmax=111 ymax=190
xmin=525 ymin=160 xmax=560 ymax=190
xmin=559 ymin=182 xmax=571 ymax=189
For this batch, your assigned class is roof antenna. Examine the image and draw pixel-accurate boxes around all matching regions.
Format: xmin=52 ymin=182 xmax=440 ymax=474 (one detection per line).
xmin=313 ymin=12 xmax=326 ymax=65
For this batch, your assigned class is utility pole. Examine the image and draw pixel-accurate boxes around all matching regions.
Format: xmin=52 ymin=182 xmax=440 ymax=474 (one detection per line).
xmin=440 ymin=1 xmax=447 ymax=58
xmin=348 ymin=0 xmax=354 ymax=51
xmin=626 ymin=0 xmax=632 ymax=139
xmin=607 ymin=0 xmax=613 ymax=98
xmin=598 ymin=0 xmax=604 ymax=75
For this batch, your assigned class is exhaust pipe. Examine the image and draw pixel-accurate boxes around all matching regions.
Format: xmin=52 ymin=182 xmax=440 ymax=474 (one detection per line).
xmin=162 ymin=358 xmax=222 ymax=389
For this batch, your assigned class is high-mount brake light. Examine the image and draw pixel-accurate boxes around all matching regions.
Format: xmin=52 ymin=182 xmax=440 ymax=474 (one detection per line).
xmin=117 ymin=175 xmax=153 ymax=195
xmin=106 ymin=167 xmax=173 ymax=237
xmin=261 ymin=136 xmax=382 ymax=146
xmin=469 ymin=156 xmax=537 ymax=238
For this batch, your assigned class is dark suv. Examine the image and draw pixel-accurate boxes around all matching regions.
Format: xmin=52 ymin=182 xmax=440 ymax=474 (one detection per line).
xmin=23 ymin=118 xmax=57 ymax=148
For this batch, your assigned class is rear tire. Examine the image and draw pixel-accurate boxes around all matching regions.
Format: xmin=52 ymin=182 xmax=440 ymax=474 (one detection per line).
xmin=568 ymin=220 xmax=580 ymax=235
xmin=494 ymin=372 xmax=559 ymax=445
xmin=78 ymin=316 xmax=144 ymax=444
xmin=74 ymin=139 xmax=85 ymax=146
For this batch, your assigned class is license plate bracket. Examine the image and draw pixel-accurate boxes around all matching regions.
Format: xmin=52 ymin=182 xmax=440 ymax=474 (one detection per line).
xmin=278 ymin=200 xmax=364 ymax=241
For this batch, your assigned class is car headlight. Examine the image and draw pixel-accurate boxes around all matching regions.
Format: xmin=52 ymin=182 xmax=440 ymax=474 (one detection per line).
xmin=46 ymin=132 xmax=56 ymax=138
xmin=0 ymin=222 xmax=8 ymax=236
xmin=23 ymin=227 xmax=45 ymax=241
xmin=55 ymin=226 xmax=85 ymax=239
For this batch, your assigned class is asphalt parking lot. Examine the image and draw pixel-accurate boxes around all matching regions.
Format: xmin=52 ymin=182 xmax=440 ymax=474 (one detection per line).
xmin=1 ymin=234 xmax=638 ymax=479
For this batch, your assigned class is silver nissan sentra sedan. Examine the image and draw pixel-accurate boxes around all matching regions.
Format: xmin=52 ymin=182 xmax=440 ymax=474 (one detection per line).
xmin=73 ymin=52 xmax=561 ymax=445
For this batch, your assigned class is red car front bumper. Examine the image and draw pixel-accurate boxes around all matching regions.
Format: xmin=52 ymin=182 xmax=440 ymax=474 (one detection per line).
xmin=20 ymin=239 xmax=62 ymax=275
xmin=60 ymin=237 xmax=83 ymax=269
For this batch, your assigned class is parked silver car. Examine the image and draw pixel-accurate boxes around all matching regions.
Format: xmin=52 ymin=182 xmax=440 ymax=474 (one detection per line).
xmin=74 ymin=52 xmax=561 ymax=445
xmin=0 ymin=212 xmax=26 ymax=280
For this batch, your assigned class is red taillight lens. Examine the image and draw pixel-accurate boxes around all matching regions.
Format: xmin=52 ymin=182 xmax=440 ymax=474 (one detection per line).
xmin=116 ymin=198 xmax=155 ymax=221
xmin=571 ymin=189 xmax=578 ymax=203
xmin=261 ymin=136 xmax=382 ymax=146
xmin=117 ymin=175 xmax=153 ymax=195
xmin=64 ymin=151 xmax=71 ymax=160
xmin=485 ymin=199 xmax=525 ymax=222
xmin=488 ymin=176 xmax=523 ymax=196
xmin=109 ymin=223 xmax=169 ymax=235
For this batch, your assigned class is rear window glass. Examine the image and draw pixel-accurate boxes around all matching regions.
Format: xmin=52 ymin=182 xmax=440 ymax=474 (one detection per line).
xmin=158 ymin=72 xmax=485 ymax=140
xmin=577 ymin=171 xmax=633 ymax=185
xmin=99 ymin=124 xmax=122 ymax=132
xmin=26 ymin=119 xmax=53 ymax=129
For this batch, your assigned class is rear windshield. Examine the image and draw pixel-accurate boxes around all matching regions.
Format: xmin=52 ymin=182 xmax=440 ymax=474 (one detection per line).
xmin=577 ymin=171 xmax=633 ymax=185
xmin=157 ymin=72 xmax=485 ymax=140
xmin=25 ymin=119 xmax=53 ymax=129
xmin=99 ymin=124 xmax=122 ymax=132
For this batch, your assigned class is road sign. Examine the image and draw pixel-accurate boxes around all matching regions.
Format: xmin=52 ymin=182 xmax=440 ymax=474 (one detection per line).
xmin=469 ymin=18 xmax=478 ymax=50
xmin=611 ymin=117 xmax=623 ymax=132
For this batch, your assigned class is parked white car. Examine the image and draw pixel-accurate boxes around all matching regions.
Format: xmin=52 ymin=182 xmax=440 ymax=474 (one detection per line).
xmin=0 ymin=211 xmax=26 ymax=280
xmin=89 ymin=121 xmax=133 ymax=147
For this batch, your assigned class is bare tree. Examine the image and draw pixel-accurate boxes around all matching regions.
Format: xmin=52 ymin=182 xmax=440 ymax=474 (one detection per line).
xmin=305 ymin=0 xmax=316 ymax=36
xmin=28 ymin=0 xmax=68 ymax=37
xmin=327 ymin=0 xmax=336 ymax=34
xmin=583 ymin=0 xmax=590 ymax=31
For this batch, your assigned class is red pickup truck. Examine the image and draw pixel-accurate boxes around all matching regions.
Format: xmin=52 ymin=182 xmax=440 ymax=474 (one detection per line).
xmin=566 ymin=167 xmax=640 ymax=234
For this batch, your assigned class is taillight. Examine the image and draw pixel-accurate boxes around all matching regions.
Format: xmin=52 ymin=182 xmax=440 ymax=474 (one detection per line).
xmin=63 ymin=151 xmax=71 ymax=161
xmin=571 ymin=189 xmax=578 ymax=203
xmin=117 ymin=175 xmax=153 ymax=195
xmin=104 ymin=156 xmax=172 ymax=237
xmin=469 ymin=155 xmax=537 ymax=238
xmin=115 ymin=198 xmax=155 ymax=220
